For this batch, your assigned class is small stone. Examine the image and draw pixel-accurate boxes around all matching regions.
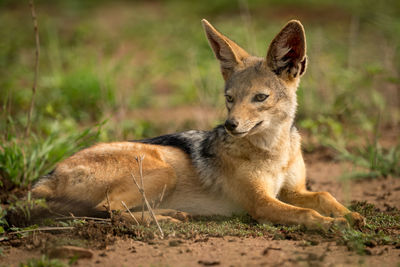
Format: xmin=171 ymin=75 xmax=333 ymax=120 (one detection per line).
xmin=364 ymin=248 xmax=372 ymax=255
xmin=168 ymin=240 xmax=182 ymax=247
xmin=365 ymin=240 xmax=377 ymax=248
xmin=49 ymin=246 xmax=93 ymax=259
xmin=9 ymin=239 xmax=22 ymax=247
xmin=198 ymin=260 xmax=220 ymax=266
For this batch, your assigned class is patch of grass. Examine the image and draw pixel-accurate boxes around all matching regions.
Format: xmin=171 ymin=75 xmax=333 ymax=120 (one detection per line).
xmin=71 ymin=202 xmax=398 ymax=253
xmin=163 ymin=215 xmax=288 ymax=238
xmin=328 ymin=119 xmax=400 ymax=179
xmin=2 ymin=0 xmax=400 ymax=130
xmin=6 ymin=192 xmax=47 ymax=225
xmin=301 ymin=114 xmax=400 ymax=178
xmin=299 ymin=115 xmax=346 ymax=152
xmin=350 ymin=201 xmax=400 ymax=229
xmin=3 ymin=201 xmax=399 ymax=257
xmin=339 ymin=228 xmax=393 ymax=255
xmin=0 ymin=121 xmax=104 ymax=187
xmin=19 ymin=255 xmax=67 ymax=267
xmin=339 ymin=201 xmax=400 ymax=254
xmin=334 ymin=142 xmax=400 ymax=179
xmin=69 ymin=213 xmax=303 ymax=244
xmin=56 ymin=68 xmax=115 ymax=122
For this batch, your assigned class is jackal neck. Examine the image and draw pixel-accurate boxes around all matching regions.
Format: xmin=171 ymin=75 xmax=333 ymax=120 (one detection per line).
xmin=246 ymin=120 xmax=293 ymax=155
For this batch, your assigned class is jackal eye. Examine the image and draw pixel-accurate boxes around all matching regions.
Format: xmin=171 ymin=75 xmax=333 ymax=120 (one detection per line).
xmin=225 ymin=94 xmax=234 ymax=103
xmin=253 ymin=94 xmax=269 ymax=102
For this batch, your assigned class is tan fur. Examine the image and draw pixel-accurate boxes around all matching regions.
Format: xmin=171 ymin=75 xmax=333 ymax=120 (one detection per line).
xmin=31 ymin=19 xmax=365 ymax=230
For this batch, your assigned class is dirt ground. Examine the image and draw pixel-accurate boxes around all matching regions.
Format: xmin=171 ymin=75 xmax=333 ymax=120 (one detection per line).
xmin=1 ymin=120 xmax=399 ymax=267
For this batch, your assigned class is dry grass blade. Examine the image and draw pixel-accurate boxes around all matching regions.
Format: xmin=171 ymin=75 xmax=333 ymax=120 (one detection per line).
xmin=54 ymin=216 xmax=111 ymax=222
xmin=155 ymin=184 xmax=167 ymax=209
xmin=8 ymin=226 xmax=74 ymax=235
xmin=25 ymin=0 xmax=40 ymax=137
xmin=121 ymin=201 xmax=139 ymax=226
xmin=103 ymin=187 xmax=113 ymax=220
xmin=131 ymin=155 xmax=164 ymax=238
xmin=136 ymin=155 xmax=146 ymax=221
xmin=159 ymin=184 xmax=167 ymax=203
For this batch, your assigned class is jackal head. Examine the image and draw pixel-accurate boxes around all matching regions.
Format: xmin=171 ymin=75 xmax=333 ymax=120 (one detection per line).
xmin=202 ymin=19 xmax=307 ymax=139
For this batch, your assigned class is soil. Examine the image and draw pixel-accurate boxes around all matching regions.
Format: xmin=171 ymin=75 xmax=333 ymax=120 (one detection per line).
xmin=1 ymin=127 xmax=400 ymax=267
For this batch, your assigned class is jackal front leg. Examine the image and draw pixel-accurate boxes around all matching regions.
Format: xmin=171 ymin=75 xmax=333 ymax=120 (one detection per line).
xmin=279 ymin=189 xmax=365 ymax=228
xmin=228 ymin=177 xmax=348 ymax=230
xmin=250 ymin=195 xmax=348 ymax=230
xmin=281 ymin=152 xmax=365 ymax=228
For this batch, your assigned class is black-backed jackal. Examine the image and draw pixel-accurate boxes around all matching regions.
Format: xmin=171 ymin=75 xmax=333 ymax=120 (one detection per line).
xmin=32 ymin=19 xmax=365 ymax=230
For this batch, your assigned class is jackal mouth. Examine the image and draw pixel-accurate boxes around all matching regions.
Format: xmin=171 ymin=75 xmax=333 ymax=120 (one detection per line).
xmin=250 ymin=121 xmax=263 ymax=132
xmin=229 ymin=131 xmax=247 ymax=137
xmin=226 ymin=121 xmax=263 ymax=137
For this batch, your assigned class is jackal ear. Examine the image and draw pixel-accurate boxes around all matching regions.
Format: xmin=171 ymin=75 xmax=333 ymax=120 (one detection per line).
xmin=202 ymin=19 xmax=250 ymax=81
xmin=266 ymin=20 xmax=307 ymax=81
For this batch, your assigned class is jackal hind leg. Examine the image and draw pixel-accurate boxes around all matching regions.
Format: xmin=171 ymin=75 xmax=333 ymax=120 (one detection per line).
xmin=119 ymin=209 xmax=192 ymax=225
xmin=279 ymin=190 xmax=365 ymax=228
xmin=93 ymin=191 xmax=191 ymax=225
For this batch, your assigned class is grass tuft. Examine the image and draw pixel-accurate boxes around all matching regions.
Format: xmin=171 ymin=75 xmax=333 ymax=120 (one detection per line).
xmin=19 ymin=255 xmax=67 ymax=267
xmin=0 ymin=122 xmax=104 ymax=187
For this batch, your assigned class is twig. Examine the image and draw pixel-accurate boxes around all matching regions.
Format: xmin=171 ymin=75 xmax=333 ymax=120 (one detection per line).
xmin=25 ymin=0 xmax=40 ymax=137
xmin=104 ymin=187 xmax=113 ymax=220
xmin=137 ymin=155 xmax=145 ymax=221
xmin=8 ymin=226 xmax=74 ymax=235
xmin=54 ymin=216 xmax=111 ymax=222
xmin=130 ymin=173 xmax=147 ymax=221
xmin=159 ymin=184 xmax=167 ymax=203
xmin=154 ymin=184 xmax=167 ymax=209
xmin=131 ymin=156 xmax=164 ymax=238
xmin=121 ymin=201 xmax=139 ymax=226
xmin=3 ymin=89 xmax=12 ymax=139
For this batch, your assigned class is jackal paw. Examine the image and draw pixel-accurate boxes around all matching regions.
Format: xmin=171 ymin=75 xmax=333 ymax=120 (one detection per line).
xmin=154 ymin=215 xmax=182 ymax=224
xmin=345 ymin=212 xmax=366 ymax=229
xmin=173 ymin=211 xmax=192 ymax=222
xmin=330 ymin=217 xmax=350 ymax=230
xmin=156 ymin=210 xmax=192 ymax=222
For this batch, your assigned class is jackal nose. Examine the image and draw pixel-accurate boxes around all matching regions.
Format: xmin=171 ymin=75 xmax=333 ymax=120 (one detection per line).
xmin=225 ymin=119 xmax=238 ymax=131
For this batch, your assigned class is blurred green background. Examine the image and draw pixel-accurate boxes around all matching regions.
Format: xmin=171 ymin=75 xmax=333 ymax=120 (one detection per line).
xmin=0 ymin=0 xmax=399 ymax=186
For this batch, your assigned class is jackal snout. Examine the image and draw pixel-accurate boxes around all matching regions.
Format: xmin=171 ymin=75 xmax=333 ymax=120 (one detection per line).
xmin=224 ymin=118 xmax=238 ymax=132
xmin=224 ymin=103 xmax=265 ymax=137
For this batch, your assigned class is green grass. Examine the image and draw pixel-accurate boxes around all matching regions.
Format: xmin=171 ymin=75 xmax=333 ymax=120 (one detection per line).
xmin=333 ymin=142 xmax=400 ymax=179
xmin=19 ymin=255 xmax=67 ymax=267
xmin=1 ymin=0 xmax=399 ymax=148
xmin=129 ymin=203 xmax=398 ymax=254
xmin=340 ymin=201 xmax=400 ymax=254
xmin=0 ymin=121 xmax=103 ymax=187
xmin=1 ymin=0 xmax=399 ymax=133
xmin=6 ymin=201 xmax=397 ymax=257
